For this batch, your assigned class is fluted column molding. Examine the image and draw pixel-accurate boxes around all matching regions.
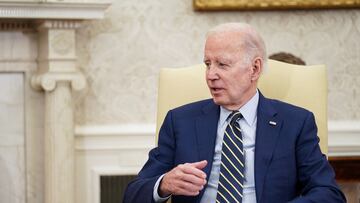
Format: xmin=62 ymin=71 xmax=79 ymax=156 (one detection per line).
xmin=31 ymin=20 xmax=85 ymax=203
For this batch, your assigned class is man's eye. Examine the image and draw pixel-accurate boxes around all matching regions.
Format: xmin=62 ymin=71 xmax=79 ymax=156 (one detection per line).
xmin=204 ymin=62 xmax=210 ymax=69
xmin=219 ymin=63 xmax=227 ymax=68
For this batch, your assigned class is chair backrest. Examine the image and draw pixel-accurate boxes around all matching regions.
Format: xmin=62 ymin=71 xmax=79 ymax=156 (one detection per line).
xmin=156 ymin=59 xmax=328 ymax=154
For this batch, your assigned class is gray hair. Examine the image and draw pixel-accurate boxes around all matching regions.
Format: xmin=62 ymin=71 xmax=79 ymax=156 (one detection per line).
xmin=207 ymin=23 xmax=267 ymax=71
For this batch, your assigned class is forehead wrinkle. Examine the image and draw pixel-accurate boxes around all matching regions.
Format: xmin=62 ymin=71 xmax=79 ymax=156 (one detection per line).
xmin=205 ymin=34 xmax=244 ymax=60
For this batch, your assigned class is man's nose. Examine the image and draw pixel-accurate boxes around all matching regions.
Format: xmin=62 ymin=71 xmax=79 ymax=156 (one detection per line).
xmin=206 ymin=66 xmax=219 ymax=80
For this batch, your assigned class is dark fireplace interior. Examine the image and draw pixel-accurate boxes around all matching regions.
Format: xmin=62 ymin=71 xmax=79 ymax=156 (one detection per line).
xmin=101 ymin=175 xmax=137 ymax=203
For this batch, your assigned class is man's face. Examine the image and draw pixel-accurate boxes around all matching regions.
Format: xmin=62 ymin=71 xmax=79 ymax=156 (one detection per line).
xmin=204 ymin=32 xmax=259 ymax=110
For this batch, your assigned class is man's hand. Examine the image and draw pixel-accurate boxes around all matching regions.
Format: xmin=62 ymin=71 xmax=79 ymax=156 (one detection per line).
xmin=159 ymin=160 xmax=208 ymax=197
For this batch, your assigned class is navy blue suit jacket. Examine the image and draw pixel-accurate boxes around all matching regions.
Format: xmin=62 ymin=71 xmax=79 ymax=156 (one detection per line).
xmin=124 ymin=93 xmax=345 ymax=203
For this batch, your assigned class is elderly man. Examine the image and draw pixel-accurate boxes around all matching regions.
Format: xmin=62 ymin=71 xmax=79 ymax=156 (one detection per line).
xmin=124 ymin=23 xmax=345 ymax=203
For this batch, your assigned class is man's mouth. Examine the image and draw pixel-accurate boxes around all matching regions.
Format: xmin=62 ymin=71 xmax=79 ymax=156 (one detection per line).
xmin=211 ymin=88 xmax=223 ymax=93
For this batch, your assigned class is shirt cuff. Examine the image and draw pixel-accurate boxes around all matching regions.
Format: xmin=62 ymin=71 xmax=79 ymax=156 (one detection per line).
xmin=153 ymin=174 xmax=171 ymax=202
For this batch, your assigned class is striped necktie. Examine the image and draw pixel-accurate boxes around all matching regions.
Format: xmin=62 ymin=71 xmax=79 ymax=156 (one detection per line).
xmin=216 ymin=111 xmax=244 ymax=203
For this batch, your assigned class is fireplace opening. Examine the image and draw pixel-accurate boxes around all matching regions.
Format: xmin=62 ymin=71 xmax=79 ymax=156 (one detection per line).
xmin=100 ymin=175 xmax=137 ymax=203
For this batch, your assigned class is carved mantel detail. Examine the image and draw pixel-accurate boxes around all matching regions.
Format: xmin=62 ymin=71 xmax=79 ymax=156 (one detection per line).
xmin=0 ymin=0 xmax=111 ymax=19
xmin=31 ymin=72 xmax=86 ymax=91
xmin=31 ymin=20 xmax=86 ymax=92
xmin=0 ymin=20 xmax=34 ymax=31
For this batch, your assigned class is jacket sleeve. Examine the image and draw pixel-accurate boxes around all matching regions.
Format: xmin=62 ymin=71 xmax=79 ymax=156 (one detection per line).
xmin=289 ymin=112 xmax=346 ymax=203
xmin=123 ymin=111 xmax=176 ymax=203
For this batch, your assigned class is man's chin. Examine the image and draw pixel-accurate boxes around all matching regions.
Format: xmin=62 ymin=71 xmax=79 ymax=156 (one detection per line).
xmin=212 ymin=98 xmax=226 ymax=106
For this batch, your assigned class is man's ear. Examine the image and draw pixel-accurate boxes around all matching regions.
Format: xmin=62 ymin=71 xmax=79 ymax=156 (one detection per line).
xmin=251 ymin=57 xmax=262 ymax=81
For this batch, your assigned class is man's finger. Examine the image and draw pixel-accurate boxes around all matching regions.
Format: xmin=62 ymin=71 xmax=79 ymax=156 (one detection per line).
xmin=182 ymin=164 xmax=207 ymax=179
xmin=189 ymin=160 xmax=207 ymax=169
xmin=181 ymin=173 xmax=207 ymax=186
xmin=178 ymin=180 xmax=204 ymax=193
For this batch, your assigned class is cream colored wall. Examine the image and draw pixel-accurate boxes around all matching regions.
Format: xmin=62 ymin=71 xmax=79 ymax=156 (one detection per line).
xmin=75 ymin=0 xmax=360 ymax=124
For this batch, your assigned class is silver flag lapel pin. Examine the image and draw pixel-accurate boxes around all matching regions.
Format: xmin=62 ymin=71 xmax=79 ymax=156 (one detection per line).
xmin=269 ymin=121 xmax=277 ymax=126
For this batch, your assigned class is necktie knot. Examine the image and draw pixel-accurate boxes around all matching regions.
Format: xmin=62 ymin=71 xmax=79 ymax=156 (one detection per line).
xmin=228 ymin=111 xmax=243 ymax=125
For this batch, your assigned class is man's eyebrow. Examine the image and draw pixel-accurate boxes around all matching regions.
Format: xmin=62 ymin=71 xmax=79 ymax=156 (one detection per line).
xmin=217 ymin=57 xmax=232 ymax=63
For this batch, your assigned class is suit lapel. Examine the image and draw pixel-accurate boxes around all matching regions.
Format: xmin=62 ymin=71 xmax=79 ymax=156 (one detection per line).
xmin=255 ymin=93 xmax=283 ymax=202
xmin=195 ymin=101 xmax=220 ymax=176
xmin=194 ymin=100 xmax=220 ymax=202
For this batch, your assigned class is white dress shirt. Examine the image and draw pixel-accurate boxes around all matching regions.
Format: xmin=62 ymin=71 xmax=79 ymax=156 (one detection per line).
xmin=154 ymin=91 xmax=259 ymax=203
xmin=200 ymin=91 xmax=258 ymax=203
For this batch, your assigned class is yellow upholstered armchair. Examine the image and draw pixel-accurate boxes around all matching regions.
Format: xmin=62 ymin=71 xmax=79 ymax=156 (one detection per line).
xmin=156 ymin=59 xmax=328 ymax=154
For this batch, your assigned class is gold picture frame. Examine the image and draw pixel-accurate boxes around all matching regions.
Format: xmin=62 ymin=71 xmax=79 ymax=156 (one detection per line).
xmin=194 ymin=0 xmax=360 ymax=11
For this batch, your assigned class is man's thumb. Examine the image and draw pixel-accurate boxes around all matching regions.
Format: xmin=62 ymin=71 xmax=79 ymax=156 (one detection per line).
xmin=191 ymin=160 xmax=207 ymax=169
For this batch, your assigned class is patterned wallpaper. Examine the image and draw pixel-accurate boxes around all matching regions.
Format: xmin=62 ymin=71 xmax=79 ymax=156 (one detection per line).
xmin=75 ymin=0 xmax=360 ymax=124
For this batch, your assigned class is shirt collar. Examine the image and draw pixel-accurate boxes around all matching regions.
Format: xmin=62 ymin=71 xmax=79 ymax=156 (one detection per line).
xmin=219 ymin=90 xmax=259 ymax=127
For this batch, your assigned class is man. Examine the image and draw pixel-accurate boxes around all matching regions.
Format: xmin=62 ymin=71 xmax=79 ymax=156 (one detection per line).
xmin=124 ymin=23 xmax=346 ymax=203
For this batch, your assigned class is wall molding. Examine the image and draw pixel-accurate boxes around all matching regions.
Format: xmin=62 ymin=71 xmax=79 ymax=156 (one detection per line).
xmin=75 ymin=120 xmax=360 ymax=156
xmin=328 ymin=120 xmax=360 ymax=157
xmin=0 ymin=1 xmax=110 ymax=20
xmin=76 ymin=124 xmax=155 ymax=137
xmin=75 ymin=124 xmax=156 ymax=151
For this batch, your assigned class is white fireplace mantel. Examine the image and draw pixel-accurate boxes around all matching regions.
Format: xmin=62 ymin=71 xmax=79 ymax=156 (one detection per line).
xmin=0 ymin=0 xmax=111 ymax=20
xmin=0 ymin=1 xmax=111 ymax=203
